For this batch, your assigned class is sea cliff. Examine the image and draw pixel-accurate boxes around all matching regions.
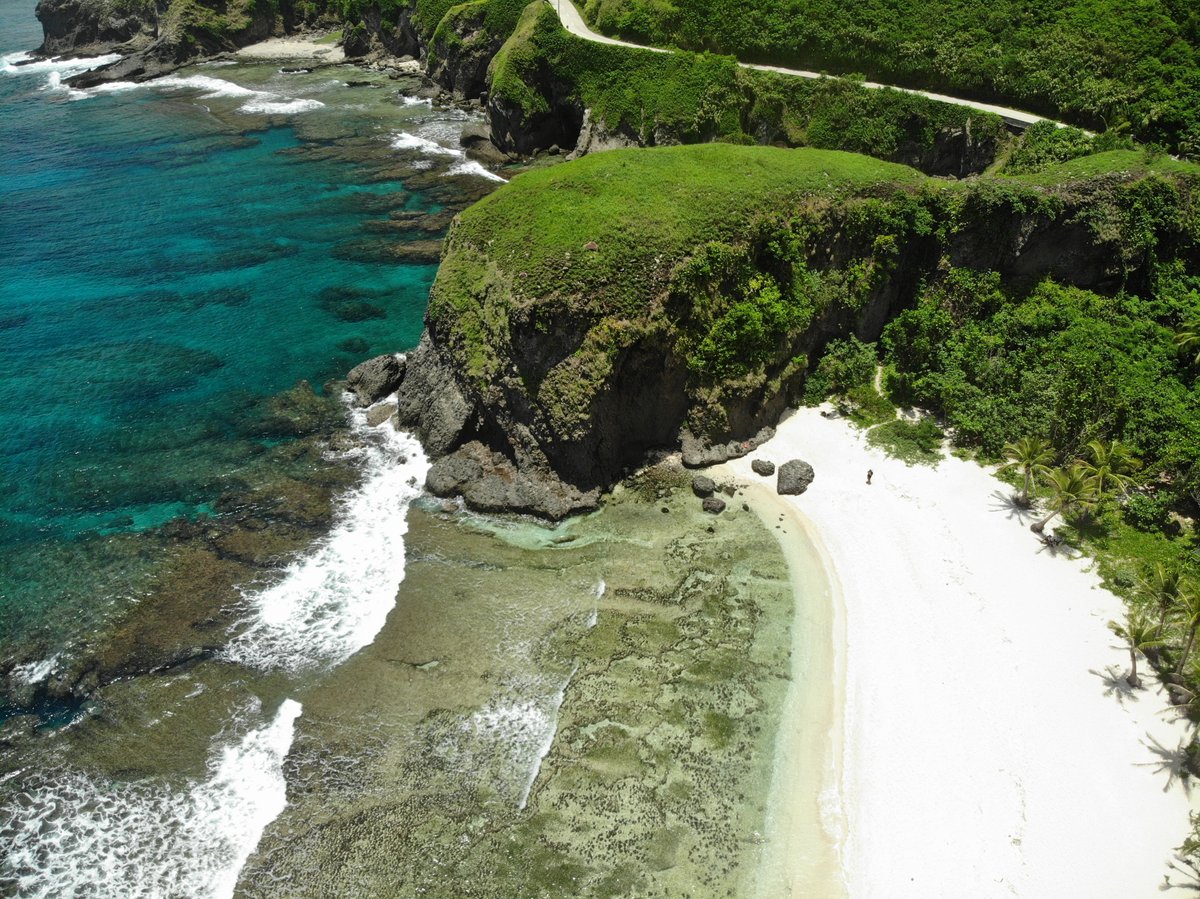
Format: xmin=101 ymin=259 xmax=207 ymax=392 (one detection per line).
xmin=387 ymin=143 xmax=1199 ymax=517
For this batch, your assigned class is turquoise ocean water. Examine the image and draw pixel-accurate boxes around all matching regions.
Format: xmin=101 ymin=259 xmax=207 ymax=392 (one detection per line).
xmin=0 ymin=0 xmax=491 ymax=665
xmin=0 ymin=2 xmax=513 ymax=893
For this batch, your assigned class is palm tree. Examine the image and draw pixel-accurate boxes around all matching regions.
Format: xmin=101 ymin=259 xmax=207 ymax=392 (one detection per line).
xmin=1079 ymin=438 xmax=1142 ymax=500
xmin=999 ymin=436 xmax=1055 ymax=506
xmin=1139 ymin=562 xmax=1187 ymax=631
xmin=1108 ymin=613 xmax=1163 ymax=688
xmin=1177 ymin=319 xmax=1200 ymax=366
xmin=1175 ymin=582 xmax=1200 ymax=675
xmin=1031 ymin=464 xmax=1097 ymax=533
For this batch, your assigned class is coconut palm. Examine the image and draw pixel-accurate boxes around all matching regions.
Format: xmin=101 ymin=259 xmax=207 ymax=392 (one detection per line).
xmin=1174 ymin=582 xmax=1200 ymax=675
xmin=1108 ymin=613 xmax=1164 ymax=688
xmin=1176 ymin=319 xmax=1200 ymax=366
xmin=1030 ymin=464 xmax=1097 ymax=533
xmin=999 ymin=436 xmax=1055 ymax=506
xmin=1139 ymin=561 xmax=1187 ymax=631
xmin=1079 ymin=438 xmax=1142 ymax=500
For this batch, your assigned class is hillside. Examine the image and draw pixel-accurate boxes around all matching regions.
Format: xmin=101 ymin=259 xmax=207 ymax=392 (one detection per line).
xmin=581 ymin=0 xmax=1200 ymax=155
xmin=392 ymin=143 xmax=1200 ymax=520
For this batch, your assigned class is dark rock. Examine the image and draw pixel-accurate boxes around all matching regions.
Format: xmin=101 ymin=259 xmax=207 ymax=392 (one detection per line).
xmin=751 ymin=459 xmax=776 ymax=477
xmin=426 ymin=442 xmax=598 ymax=520
xmin=681 ymin=431 xmax=730 ymax=468
xmin=346 ymin=353 xmax=406 ymax=406
xmin=681 ymin=426 xmax=775 ymax=468
xmin=692 ymin=475 xmax=716 ymax=498
xmin=338 ymin=337 xmax=371 ymax=355
xmin=777 ymin=460 xmax=816 ymax=496
xmin=394 ymin=334 xmax=478 ymax=457
xmin=702 ymin=496 xmax=726 ymax=514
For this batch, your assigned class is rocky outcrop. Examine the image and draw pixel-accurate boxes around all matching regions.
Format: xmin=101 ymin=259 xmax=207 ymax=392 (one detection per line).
xmin=342 ymin=3 xmax=421 ymax=60
xmin=46 ymin=0 xmax=276 ymax=87
xmin=386 ymin=145 xmax=1193 ymax=520
xmin=35 ymin=0 xmax=154 ymax=56
xmin=488 ymin=88 xmax=583 ymax=159
xmin=751 ymin=459 xmax=776 ymax=476
xmin=425 ymin=3 xmax=502 ymax=98
xmin=346 ymin=353 xmax=406 ymax=406
xmin=681 ymin=427 xmax=776 ymax=468
xmin=777 ymin=460 xmax=815 ymax=495
xmin=425 ymin=441 xmax=599 ymax=519
xmin=392 ymin=334 xmax=478 ymax=458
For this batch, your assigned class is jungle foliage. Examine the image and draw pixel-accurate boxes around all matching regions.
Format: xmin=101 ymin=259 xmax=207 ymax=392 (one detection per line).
xmin=581 ymin=0 xmax=1200 ymax=156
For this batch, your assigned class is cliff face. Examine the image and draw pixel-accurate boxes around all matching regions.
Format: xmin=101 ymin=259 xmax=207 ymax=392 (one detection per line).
xmin=41 ymin=0 xmax=276 ymax=85
xmin=36 ymin=0 xmax=156 ymax=56
xmin=390 ymin=145 xmax=1197 ymax=518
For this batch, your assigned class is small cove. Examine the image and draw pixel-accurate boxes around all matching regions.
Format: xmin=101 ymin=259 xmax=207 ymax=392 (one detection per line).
xmin=0 ymin=6 xmax=842 ymax=894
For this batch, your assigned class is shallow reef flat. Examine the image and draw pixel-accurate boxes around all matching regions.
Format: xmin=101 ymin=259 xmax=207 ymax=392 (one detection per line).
xmin=236 ymin=464 xmax=802 ymax=897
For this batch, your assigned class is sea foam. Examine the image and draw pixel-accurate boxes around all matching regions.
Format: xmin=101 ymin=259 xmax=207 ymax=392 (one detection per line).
xmin=100 ymin=73 xmax=326 ymax=115
xmin=1 ymin=51 xmax=120 ymax=77
xmin=0 ymin=698 xmax=301 ymax=899
xmin=390 ymin=130 xmax=507 ymax=182
xmin=223 ymin=402 xmax=429 ymax=672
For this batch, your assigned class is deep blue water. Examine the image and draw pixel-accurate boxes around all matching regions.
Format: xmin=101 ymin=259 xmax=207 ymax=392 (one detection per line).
xmin=0 ymin=0 xmax=481 ymax=659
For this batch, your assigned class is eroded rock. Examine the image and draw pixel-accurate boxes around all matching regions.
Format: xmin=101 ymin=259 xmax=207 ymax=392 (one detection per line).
xmin=777 ymin=460 xmax=815 ymax=496
xmin=347 ymin=353 xmax=407 ymax=406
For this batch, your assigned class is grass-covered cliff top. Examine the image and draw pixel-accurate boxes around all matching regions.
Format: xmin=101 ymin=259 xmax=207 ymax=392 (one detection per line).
xmin=433 ymin=143 xmax=1199 ymax=328
xmin=426 ymin=140 xmax=1199 ymax=454
xmin=439 ymin=144 xmax=923 ymax=310
xmin=581 ymin=0 xmax=1200 ymax=156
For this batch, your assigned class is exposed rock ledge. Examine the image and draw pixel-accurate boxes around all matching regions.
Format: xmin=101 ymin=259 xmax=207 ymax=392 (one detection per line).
xmin=393 ymin=335 xmax=600 ymax=519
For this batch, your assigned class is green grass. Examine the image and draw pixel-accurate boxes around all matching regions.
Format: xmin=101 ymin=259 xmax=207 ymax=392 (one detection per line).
xmin=865 ymin=418 xmax=944 ymax=465
xmin=315 ymin=28 xmax=342 ymax=42
xmin=436 ymin=143 xmax=923 ymax=319
xmin=1004 ymin=148 xmax=1200 ymax=187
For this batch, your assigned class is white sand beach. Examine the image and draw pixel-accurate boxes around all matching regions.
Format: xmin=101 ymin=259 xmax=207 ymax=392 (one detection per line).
xmin=235 ymin=35 xmax=346 ymax=62
xmin=727 ymin=406 xmax=1197 ymax=898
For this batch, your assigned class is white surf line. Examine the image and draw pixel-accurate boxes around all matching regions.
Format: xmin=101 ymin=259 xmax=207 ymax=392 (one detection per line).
xmin=544 ymin=0 xmax=1079 ymax=132
xmin=518 ymin=664 xmax=578 ymax=810
xmin=0 ymin=699 xmax=301 ymax=899
xmin=223 ymin=397 xmax=429 ymax=673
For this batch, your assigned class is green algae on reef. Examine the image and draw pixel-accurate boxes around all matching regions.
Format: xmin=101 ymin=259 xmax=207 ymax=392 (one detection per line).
xmin=236 ymin=464 xmax=796 ymax=897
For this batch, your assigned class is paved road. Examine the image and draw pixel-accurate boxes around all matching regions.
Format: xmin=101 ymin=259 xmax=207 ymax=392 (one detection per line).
xmin=546 ymin=0 xmax=1059 ymax=131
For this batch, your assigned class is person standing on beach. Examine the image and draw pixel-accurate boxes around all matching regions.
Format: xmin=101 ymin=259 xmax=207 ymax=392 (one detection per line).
xmin=866 ymin=469 xmax=874 ymax=485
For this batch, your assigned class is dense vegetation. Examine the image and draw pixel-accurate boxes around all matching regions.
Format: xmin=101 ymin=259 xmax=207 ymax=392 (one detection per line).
xmin=581 ymin=0 xmax=1200 ymax=156
xmin=490 ymin=3 xmax=1007 ymax=171
xmin=427 ymin=144 xmax=920 ymax=423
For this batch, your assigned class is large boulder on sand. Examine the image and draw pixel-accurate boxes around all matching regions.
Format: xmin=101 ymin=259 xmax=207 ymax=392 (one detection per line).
xmin=346 ymin=353 xmax=406 ymax=407
xmin=702 ymin=496 xmax=726 ymax=514
xmin=777 ymin=460 xmax=815 ymax=495
xmin=692 ymin=475 xmax=716 ymax=498
xmin=751 ymin=459 xmax=775 ymax=477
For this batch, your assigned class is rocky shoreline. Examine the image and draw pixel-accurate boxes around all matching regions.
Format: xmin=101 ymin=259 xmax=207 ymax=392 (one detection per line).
xmin=0 ymin=382 xmax=366 ymax=736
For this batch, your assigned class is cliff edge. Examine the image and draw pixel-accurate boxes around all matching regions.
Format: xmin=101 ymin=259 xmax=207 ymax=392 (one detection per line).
xmin=391 ymin=144 xmax=1199 ymax=517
